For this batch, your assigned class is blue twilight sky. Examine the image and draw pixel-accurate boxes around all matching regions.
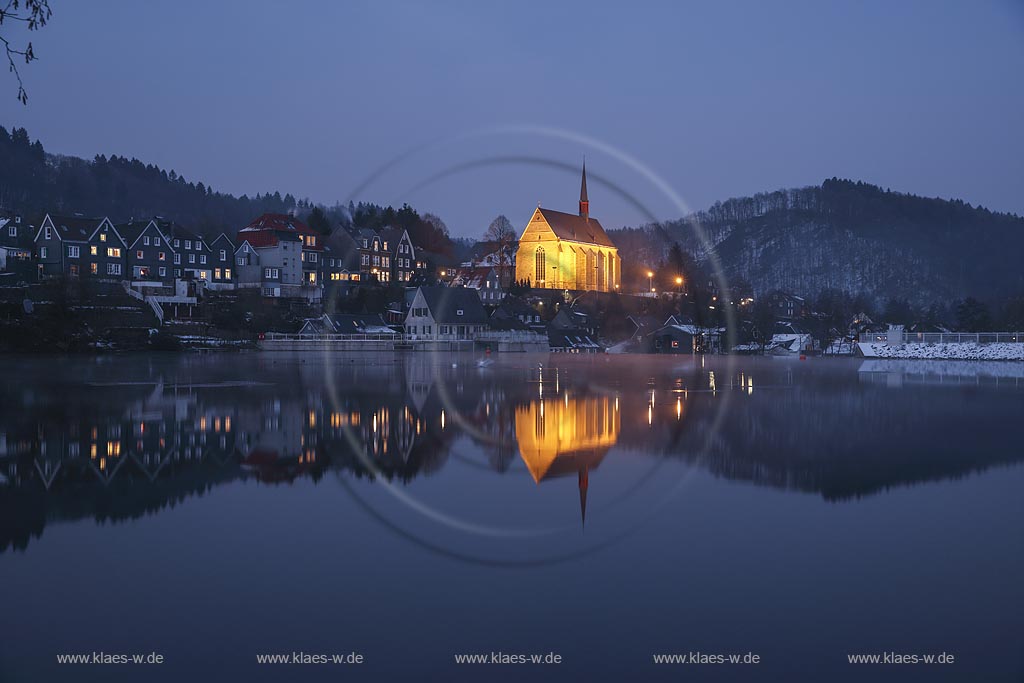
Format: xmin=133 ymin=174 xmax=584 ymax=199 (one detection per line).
xmin=0 ymin=0 xmax=1022 ymax=237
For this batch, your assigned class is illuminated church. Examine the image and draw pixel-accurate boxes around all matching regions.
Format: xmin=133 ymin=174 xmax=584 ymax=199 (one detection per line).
xmin=514 ymin=163 xmax=621 ymax=292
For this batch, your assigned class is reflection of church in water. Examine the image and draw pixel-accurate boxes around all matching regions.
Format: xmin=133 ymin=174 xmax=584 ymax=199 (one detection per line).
xmin=514 ymin=394 xmax=620 ymax=525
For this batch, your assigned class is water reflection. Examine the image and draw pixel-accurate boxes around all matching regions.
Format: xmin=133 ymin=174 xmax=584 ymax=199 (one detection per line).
xmin=516 ymin=395 xmax=620 ymax=524
xmin=1 ymin=354 xmax=1023 ymax=552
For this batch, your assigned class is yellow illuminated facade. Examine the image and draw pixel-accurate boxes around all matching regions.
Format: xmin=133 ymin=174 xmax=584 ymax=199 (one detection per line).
xmin=514 ymin=163 xmax=621 ymax=292
xmin=514 ymin=395 xmax=619 ymax=483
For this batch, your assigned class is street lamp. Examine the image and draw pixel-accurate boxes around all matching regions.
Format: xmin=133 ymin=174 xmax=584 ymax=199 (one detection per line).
xmin=647 ymin=270 xmax=653 ymax=293
xmin=675 ymin=276 xmax=683 ymax=293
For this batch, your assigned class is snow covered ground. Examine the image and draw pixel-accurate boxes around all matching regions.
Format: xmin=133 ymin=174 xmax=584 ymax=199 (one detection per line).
xmin=858 ymin=342 xmax=1024 ymax=361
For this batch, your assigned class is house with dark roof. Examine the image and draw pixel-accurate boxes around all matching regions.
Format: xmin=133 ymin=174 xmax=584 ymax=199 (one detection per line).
xmin=404 ymin=286 xmax=489 ymax=341
xmin=117 ymin=219 xmax=174 ymax=283
xmin=209 ymin=233 xmax=236 ymax=288
xmin=298 ymin=313 xmax=396 ymax=336
xmin=321 ymin=227 xmax=361 ymax=294
xmin=551 ymin=306 xmax=596 ymax=335
xmin=33 ymin=214 xmax=108 ymax=280
xmin=491 ymin=296 xmax=544 ymax=332
xmin=514 ymin=162 xmax=621 ymax=292
xmin=454 ymin=265 xmax=505 ymax=305
xmin=158 ymin=221 xmax=213 ymax=282
xmin=548 ymin=329 xmax=603 ymax=353
xmin=379 ymin=226 xmax=418 ymax=284
xmin=0 ymin=211 xmax=34 ymax=281
xmin=354 ymin=228 xmax=388 ymax=283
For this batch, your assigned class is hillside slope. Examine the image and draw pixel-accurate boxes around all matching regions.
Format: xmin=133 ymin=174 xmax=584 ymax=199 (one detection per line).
xmin=611 ymin=179 xmax=1024 ymax=305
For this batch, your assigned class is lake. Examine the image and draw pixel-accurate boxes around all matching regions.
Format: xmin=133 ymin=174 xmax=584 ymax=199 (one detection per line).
xmin=0 ymin=352 xmax=1022 ymax=682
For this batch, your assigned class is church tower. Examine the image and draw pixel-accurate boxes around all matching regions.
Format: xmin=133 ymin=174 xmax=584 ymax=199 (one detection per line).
xmin=578 ymin=160 xmax=589 ymax=219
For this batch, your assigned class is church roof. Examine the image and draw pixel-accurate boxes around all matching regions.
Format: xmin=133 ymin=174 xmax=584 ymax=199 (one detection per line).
xmin=536 ymin=207 xmax=615 ymax=248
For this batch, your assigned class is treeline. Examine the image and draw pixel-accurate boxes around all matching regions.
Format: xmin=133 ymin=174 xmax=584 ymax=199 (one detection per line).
xmin=0 ymin=125 xmax=457 ymax=254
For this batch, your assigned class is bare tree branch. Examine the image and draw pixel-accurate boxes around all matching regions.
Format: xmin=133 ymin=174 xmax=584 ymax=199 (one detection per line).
xmin=0 ymin=0 xmax=52 ymax=104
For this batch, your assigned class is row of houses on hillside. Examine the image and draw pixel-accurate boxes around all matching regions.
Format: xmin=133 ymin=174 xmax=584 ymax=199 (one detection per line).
xmin=0 ymin=211 xmax=435 ymax=302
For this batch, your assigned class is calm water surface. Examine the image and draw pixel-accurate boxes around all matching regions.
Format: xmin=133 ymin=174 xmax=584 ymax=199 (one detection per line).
xmin=0 ymin=353 xmax=1022 ymax=682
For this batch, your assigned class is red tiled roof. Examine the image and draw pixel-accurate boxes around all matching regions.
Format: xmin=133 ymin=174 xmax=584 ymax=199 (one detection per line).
xmin=237 ymin=213 xmax=316 ymax=249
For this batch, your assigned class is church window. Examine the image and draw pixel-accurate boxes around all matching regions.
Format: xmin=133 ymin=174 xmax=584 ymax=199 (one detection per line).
xmin=535 ymin=247 xmax=546 ymax=283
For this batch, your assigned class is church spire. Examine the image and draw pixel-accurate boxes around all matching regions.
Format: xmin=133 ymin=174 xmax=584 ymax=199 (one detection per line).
xmin=579 ymin=159 xmax=589 ymax=219
xmin=578 ymin=466 xmax=589 ymax=529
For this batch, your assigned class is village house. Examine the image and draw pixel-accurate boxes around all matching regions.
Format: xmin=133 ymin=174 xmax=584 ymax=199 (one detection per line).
xmin=354 ymin=228 xmax=389 ymax=283
xmin=454 ymin=266 xmax=505 ymax=305
xmin=548 ymin=329 xmax=603 ymax=353
xmin=235 ymin=213 xmax=320 ymax=300
xmin=404 ymin=286 xmax=489 ymax=341
xmin=161 ymin=222 xmax=213 ymax=282
xmin=33 ymin=214 xmax=109 ymax=280
xmin=647 ymin=322 xmax=723 ymax=354
xmin=117 ymin=219 xmax=174 ymax=283
xmin=85 ymin=219 xmax=130 ymax=280
xmin=379 ymin=227 xmax=418 ymax=284
xmin=209 ymin=233 xmax=236 ymax=288
xmin=490 ymin=296 xmax=544 ymax=332
xmin=321 ymin=227 xmax=361 ymax=294
xmin=298 ymin=229 xmax=322 ymax=287
xmin=550 ymin=306 xmax=597 ymax=335
xmin=766 ymin=291 xmax=807 ymax=320
xmin=0 ymin=211 xmax=33 ymax=282
xmin=514 ymin=162 xmax=621 ymax=292
xmin=297 ymin=313 xmax=395 ymax=336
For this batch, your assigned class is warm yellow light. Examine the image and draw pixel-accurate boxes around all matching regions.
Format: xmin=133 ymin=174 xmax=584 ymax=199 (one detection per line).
xmin=647 ymin=271 xmax=653 ymax=278
xmin=675 ymin=276 xmax=683 ymax=285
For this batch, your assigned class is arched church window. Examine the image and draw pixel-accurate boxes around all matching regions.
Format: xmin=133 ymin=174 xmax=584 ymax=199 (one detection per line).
xmin=535 ymin=247 xmax=546 ymax=283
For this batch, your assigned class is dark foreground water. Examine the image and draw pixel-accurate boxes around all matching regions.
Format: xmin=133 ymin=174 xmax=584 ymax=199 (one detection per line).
xmin=0 ymin=352 xmax=1021 ymax=682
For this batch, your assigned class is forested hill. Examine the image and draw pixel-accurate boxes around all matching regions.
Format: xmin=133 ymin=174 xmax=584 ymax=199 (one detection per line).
xmin=610 ymin=179 xmax=1024 ymax=306
xmin=0 ymin=125 xmax=320 ymax=235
